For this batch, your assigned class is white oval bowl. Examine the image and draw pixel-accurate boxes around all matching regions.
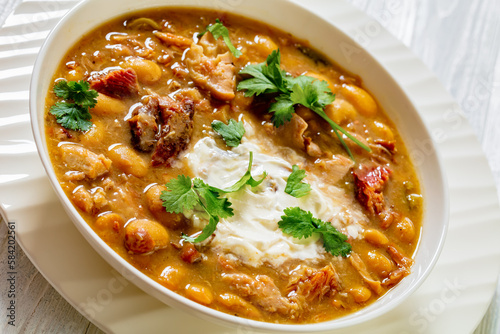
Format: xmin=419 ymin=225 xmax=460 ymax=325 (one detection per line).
xmin=30 ymin=0 xmax=449 ymax=331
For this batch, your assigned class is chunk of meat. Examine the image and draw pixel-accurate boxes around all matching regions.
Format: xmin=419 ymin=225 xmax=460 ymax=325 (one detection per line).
xmin=312 ymin=155 xmax=354 ymax=185
xmin=374 ymin=139 xmax=396 ymax=154
xmin=349 ymin=252 xmax=383 ymax=295
xmin=60 ymin=144 xmax=111 ymax=179
xmin=171 ymin=88 xmax=211 ymax=114
xmin=154 ymin=31 xmax=192 ymax=48
xmin=127 ymin=94 xmax=195 ymax=167
xmin=287 ymin=265 xmax=340 ymax=303
xmin=128 ymin=96 xmax=160 ymax=152
xmin=90 ymin=68 xmax=139 ymax=98
xmin=180 ymin=243 xmax=203 ymax=264
xmin=381 ymin=245 xmax=413 ymax=287
xmin=387 ymin=244 xmax=414 ymax=269
xmin=382 ymin=267 xmax=410 ymax=287
xmin=151 ymin=97 xmax=194 ymax=166
xmin=217 ymin=253 xmax=240 ymax=271
xmin=353 ymin=164 xmax=391 ymax=215
xmin=124 ymin=219 xmax=169 ymax=254
xmin=185 ymin=43 xmax=236 ymax=101
xmin=222 ymin=273 xmax=298 ymax=315
xmin=271 ymin=113 xmax=325 ymax=158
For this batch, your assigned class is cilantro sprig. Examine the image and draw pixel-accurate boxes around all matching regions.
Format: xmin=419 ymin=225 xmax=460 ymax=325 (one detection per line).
xmin=285 ymin=165 xmax=311 ymax=198
xmin=211 ymin=152 xmax=267 ymax=193
xmin=237 ymin=49 xmax=371 ymax=160
xmin=211 ymin=119 xmax=245 ymax=147
xmin=49 ymin=80 xmax=98 ymax=131
xmin=161 ymin=175 xmax=232 ymax=243
xmin=200 ymin=19 xmax=242 ymax=58
xmin=160 ymin=152 xmax=266 ymax=243
xmin=278 ymin=207 xmax=351 ymax=257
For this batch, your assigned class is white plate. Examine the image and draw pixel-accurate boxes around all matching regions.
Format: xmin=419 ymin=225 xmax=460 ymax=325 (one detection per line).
xmin=1 ymin=0 xmax=499 ymax=333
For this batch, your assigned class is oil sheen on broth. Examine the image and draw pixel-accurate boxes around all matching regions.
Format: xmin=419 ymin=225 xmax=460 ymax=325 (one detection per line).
xmin=44 ymin=8 xmax=423 ymax=324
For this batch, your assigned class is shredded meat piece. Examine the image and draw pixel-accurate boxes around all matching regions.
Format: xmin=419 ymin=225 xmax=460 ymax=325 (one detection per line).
xmin=313 ymin=155 xmax=354 ymax=185
xmin=374 ymin=139 xmax=396 ymax=154
xmin=287 ymin=264 xmax=340 ymax=303
xmin=172 ymin=88 xmax=211 ymax=113
xmin=60 ymin=144 xmax=111 ymax=179
xmin=349 ymin=252 xmax=383 ymax=295
xmin=387 ymin=244 xmax=414 ymax=268
xmin=128 ymin=96 xmax=160 ymax=152
xmin=180 ymin=243 xmax=202 ymax=264
xmin=185 ymin=42 xmax=236 ymax=101
xmin=90 ymin=68 xmax=139 ymax=98
xmin=382 ymin=267 xmax=410 ymax=287
xmin=304 ymin=136 xmax=323 ymax=158
xmin=353 ymin=164 xmax=391 ymax=215
xmin=271 ymin=113 xmax=325 ymax=158
xmin=154 ymin=31 xmax=192 ymax=48
xmin=383 ymin=245 xmax=414 ymax=287
xmin=151 ymin=96 xmax=194 ymax=166
xmin=217 ymin=254 xmax=240 ymax=271
xmin=222 ymin=273 xmax=298 ymax=315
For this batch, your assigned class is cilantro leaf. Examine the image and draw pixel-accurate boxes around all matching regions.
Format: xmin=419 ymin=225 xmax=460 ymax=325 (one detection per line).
xmin=269 ymin=95 xmax=295 ymax=127
xmin=53 ymin=80 xmax=98 ymax=108
xmin=193 ymin=178 xmax=234 ymax=219
xmin=278 ymin=207 xmax=351 ymax=257
xmin=237 ymin=63 xmax=276 ymax=96
xmin=50 ymin=80 xmax=98 ymax=131
xmin=316 ymin=221 xmax=352 ymax=257
xmin=182 ymin=215 xmax=219 ymax=243
xmin=49 ymin=102 xmax=93 ymax=131
xmin=278 ymin=207 xmax=316 ymax=239
xmin=160 ymin=175 xmax=199 ymax=214
xmin=289 ymin=79 xmax=335 ymax=113
xmin=211 ymin=119 xmax=245 ymax=147
xmin=237 ymin=49 xmax=372 ymax=160
xmin=285 ymin=165 xmax=311 ymax=198
xmin=203 ymin=19 xmax=242 ymax=58
xmin=238 ymin=49 xmax=288 ymax=96
xmin=214 ymin=152 xmax=267 ymax=193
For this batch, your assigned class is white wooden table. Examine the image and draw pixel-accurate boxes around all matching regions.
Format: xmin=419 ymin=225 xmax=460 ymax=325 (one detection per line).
xmin=0 ymin=0 xmax=498 ymax=333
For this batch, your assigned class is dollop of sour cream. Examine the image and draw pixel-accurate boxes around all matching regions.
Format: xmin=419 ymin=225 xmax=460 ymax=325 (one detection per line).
xmin=185 ymin=133 xmax=366 ymax=267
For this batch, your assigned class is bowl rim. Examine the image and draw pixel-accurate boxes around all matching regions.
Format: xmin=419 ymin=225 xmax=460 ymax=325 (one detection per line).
xmin=29 ymin=0 xmax=450 ymax=331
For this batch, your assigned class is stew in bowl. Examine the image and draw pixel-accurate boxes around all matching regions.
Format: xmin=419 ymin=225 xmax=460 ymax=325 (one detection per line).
xmin=30 ymin=0 xmax=448 ymax=331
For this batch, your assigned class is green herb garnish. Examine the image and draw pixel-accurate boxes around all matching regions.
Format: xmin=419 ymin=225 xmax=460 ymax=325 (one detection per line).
xmin=211 ymin=119 xmax=245 ymax=147
xmin=160 ymin=175 xmax=232 ymax=244
xmin=237 ymin=49 xmax=371 ymax=160
xmin=161 ymin=152 xmax=266 ymax=243
xmin=278 ymin=207 xmax=351 ymax=257
xmin=211 ymin=152 xmax=267 ymax=193
xmin=50 ymin=80 xmax=98 ymax=131
xmin=201 ymin=19 xmax=242 ymax=58
xmin=285 ymin=165 xmax=311 ymax=198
